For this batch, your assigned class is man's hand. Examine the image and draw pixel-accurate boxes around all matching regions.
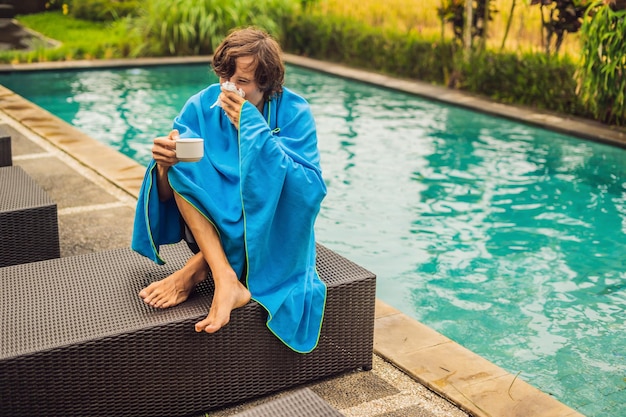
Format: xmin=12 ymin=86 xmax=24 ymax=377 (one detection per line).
xmin=153 ymin=129 xmax=179 ymax=167
xmin=220 ymin=89 xmax=247 ymax=128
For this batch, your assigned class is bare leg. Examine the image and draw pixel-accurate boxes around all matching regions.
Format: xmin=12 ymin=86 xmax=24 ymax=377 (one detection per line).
xmin=139 ymin=251 xmax=208 ymax=308
xmin=173 ymin=193 xmax=251 ymax=333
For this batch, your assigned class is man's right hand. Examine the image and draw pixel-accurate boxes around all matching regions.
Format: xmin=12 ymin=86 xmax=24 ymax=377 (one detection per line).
xmin=153 ymin=129 xmax=179 ymax=201
xmin=153 ymin=129 xmax=179 ymax=167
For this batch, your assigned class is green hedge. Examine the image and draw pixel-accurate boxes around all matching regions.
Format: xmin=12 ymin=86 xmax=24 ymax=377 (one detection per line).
xmin=69 ymin=0 xmax=140 ymax=21
xmin=283 ymin=14 xmax=454 ymax=84
xmin=282 ymin=12 xmax=595 ymax=122
xmin=128 ymin=0 xmax=296 ymax=57
xmin=457 ymin=50 xmax=590 ymax=117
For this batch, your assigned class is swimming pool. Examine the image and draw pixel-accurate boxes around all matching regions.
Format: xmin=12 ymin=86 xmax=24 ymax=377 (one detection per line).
xmin=1 ymin=64 xmax=625 ymax=416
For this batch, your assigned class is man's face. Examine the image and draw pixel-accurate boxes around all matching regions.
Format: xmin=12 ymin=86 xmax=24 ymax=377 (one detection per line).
xmin=220 ymin=56 xmax=264 ymax=109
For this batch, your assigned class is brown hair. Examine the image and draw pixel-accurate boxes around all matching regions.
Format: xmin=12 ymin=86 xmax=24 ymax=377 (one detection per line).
xmin=212 ymin=27 xmax=285 ymax=101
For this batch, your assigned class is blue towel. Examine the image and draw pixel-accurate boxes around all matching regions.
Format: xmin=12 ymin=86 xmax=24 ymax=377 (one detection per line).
xmin=131 ymin=84 xmax=328 ymax=353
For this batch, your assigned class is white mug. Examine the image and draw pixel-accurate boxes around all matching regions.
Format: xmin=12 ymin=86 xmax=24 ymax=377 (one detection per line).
xmin=176 ymin=138 xmax=204 ymax=162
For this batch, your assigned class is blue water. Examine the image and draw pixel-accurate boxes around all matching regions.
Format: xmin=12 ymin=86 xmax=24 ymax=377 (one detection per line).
xmin=2 ymin=64 xmax=625 ymax=416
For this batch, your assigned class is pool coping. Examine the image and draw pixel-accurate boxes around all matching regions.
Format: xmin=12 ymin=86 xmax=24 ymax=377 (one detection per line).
xmin=0 ymin=55 xmax=602 ymax=417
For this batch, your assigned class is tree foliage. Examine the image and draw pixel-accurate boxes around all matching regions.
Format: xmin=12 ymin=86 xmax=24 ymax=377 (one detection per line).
xmin=529 ymin=0 xmax=592 ymax=56
xmin=437 ymin=0 xmax=498 ymax=47
xmin=577 ymin=0 xmax=626 ymax=125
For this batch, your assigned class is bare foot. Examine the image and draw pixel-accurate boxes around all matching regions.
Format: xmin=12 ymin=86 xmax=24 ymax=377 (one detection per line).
xmin=195 ymin=270 xmax=251 ymax=333
xmin=139 ymin=266 xmax=206 ymax=308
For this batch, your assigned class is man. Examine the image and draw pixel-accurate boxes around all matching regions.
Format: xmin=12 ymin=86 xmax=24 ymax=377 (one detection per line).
xmin=132 ymin=27 xmax=327 ymax=353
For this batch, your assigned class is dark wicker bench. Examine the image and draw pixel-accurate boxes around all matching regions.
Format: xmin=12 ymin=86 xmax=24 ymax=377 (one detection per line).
xmin=0 ymin=242 xmax=375 ymax=417
xmin=0 ymin=135 xmax=11 ymax=166
xmin=232 ymin=388 xmax=344 ymax=417
xmin=0 ymin=165 xmax=60 ymax=267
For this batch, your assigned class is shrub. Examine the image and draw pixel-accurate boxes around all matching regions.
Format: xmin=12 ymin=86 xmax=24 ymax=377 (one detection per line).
xmin=62 ymin=0 xmax=140 ymax=22
xmin=2 ymin=11 xmax=131 ymax=63
xmin=282 ymin=13 xmax=454 ymax=85
xmin=128 ymin=0 xmax=297 ymax=57
xmin=577 ymin=2 xmax=626 ymax=125
xmin=457 ymin=50 xmax=587 ymax=116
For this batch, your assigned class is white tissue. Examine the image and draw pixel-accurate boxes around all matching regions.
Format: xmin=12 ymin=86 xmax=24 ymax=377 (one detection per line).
xmin=210 ymin=81 xmax=245 ymax=109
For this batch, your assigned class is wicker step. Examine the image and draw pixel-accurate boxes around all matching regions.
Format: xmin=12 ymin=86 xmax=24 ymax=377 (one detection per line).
xmin=0 ymin=135 xmax=11 ymax=167
xmin=0 ymin=6 xmax=15 ymax=19
xmin=0 ymin=165 xmax=60 ymax=267
xmin=232 ymin=388 xmax=344 ymax=417
xmin=0 ymin=242 xmax=375 ymax=417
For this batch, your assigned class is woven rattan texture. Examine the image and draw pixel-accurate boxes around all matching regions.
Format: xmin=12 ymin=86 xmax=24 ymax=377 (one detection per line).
xmin=0 ymin=165 xmax=60 ymax=267
xmin=0 ymin=136 xmax=11 ymax=166
xmin=232 ymin=388 xmax=344 ymax=417
xmin=0 ymin=242 xmax=375 ymax=417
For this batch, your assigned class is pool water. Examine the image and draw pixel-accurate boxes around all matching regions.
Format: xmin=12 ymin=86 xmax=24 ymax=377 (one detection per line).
xmin=2 ymin=64 xmax=625 ymax=416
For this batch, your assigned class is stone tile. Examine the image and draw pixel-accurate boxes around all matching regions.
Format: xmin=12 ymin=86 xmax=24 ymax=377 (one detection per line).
xmin=394 ymin=341 xmax=584 ymax=417
xmin=17 ymin=156 xmax=119 ymax=209
xmin=0 ymin=122 xmax=46 ymax=156
xmin=55 ymin=133 xmax=146 ymax=197
xmin=374 ymin=405 xmax=438 ymax=417
xmin=57 ymin=205 xmax=135 ymax=256
xmin=374 ymin=312 xmax=451 ymax=357
xmin=459 ymin=373 xmax=586 ymax=417
xmin=375 ymin=299 xmax=400 ymax=318
xmin=0 ymin=91 xmax=145 ymax=197
xmin=0 ymin=85 xmax=12 ymax=97
xmin=310 ymin=369 xmax=399 ymax=410
xmin=353 ymin=355 xmax=468 ymax=417
xmin=0 ymin=98 xmax=56 ymax=130
xmin=398 ymin=341 xmax=508 ymax=391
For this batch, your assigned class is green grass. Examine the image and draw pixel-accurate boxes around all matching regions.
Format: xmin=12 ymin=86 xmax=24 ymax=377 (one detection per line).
xmin=1 ymin=1 xmax=296 ymax=64
xmin=0 ymin=11 xmax=132 ymax=63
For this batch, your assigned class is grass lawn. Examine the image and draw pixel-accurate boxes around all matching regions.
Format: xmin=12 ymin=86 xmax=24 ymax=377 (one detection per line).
xmin=0 ymin=11 xmax=129 ymax=63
